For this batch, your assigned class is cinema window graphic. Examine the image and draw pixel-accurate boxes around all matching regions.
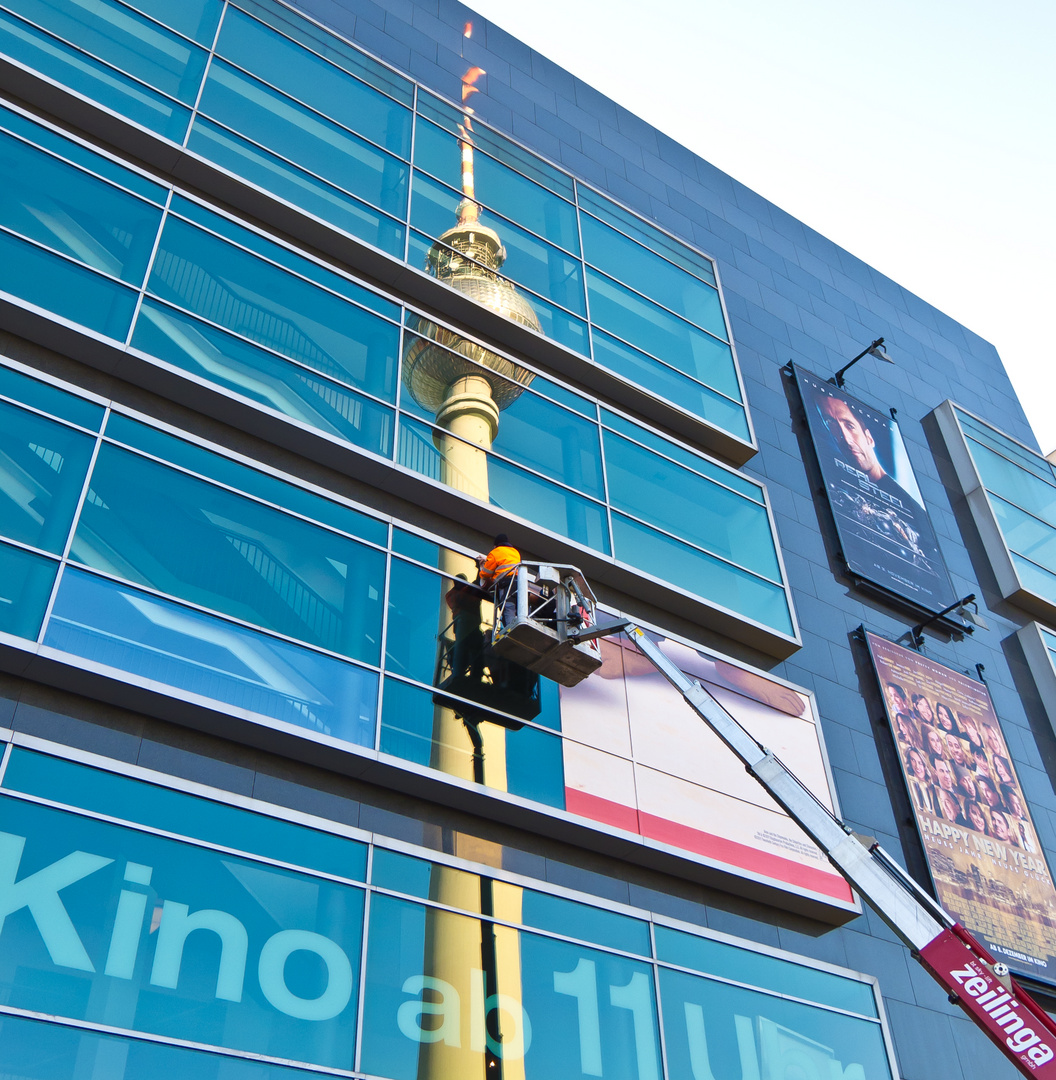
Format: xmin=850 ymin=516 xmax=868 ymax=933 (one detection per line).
xmin=791 ymin=366 xmax=955 ymax=611
xmin=866 ymin=632 xmax=1056 ymax=984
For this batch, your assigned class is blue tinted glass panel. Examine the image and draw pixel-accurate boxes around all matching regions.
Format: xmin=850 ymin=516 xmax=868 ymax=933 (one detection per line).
xmin=417 ymin=92 xmax=575 ymax=201
xmin=0 ymin=398 xmax=95 ymax=552
xmin=0 ymin=797 xmax=364 ymax=1068
xmin=126 ymin=0 xmax=222 ymax=45
xmin=413 ymin=117 xmax=580 ymax=253
xmin=149 ymin=216 xmax=400 ymax=400
xmin=216 ymin=8 xmax=412 ymax=158
xmin=655 ymin=925 xmax=877 ymax=1015
xmin=170 ymin=194 xmax=400 ymax=319
xmin=1012 ymin=552 xmax=1056 ymax=606
xmin=10 ymin=0 xmax=209 ymax=101
xmin=0 ymin=362 xmax=105 ymax=430
xmin=386 ymin=557 xmax=444 ymax=684
xmin=196 ymin=60 xmax=409 ymax=216
xmin=0 ymin=129 xmax=163 ymax=284
xmin=396 ymin=417 xmax=610 ymax=553
xmin=407 ymin=231 xmax=590 ymax=357
xmin=970 ymin=437 xmax=1056 ymax=528
xmin=958 ymin=408 xmax=1054 ymax=483
xmin=658 ymin=968 xmax=891 ymax=1080
xmin=70 ymin=444 xmax=385 ymax=663
xmin=520 ymin=890 xmax=651 ymax=956
xmin=604 ymin=430 xmax=780 ymax=579
xmin=103 ymin=414 xmax=387 ymax=546
xmin=236 ymin=0 xmax=414 ymax=106
xmin=601 ymin=408 xmax=762 ymax=500
xmin=0 ymin=540 xmax=57 ymax=639
xmin=362 ymin=894 xmax=660 ymax=1080
xmin=410 ymin=172 xmax=586 ymax=314
xmin=612 ymin=515 xmax=793 ymax=635
xmin=131 ymin=301 xmax=395 ymax=457
xmin=0 ymin=9 xmax=194 ymax=140
xmin=0 ymin=103 xmax=167 ymax=203
xmin=593 ymin=330 xmax=750 ymax=442
xmin=369 ymin=847 xmax=434 ymax=896
xmin=392 ymin=529 xmax=440 ymax=566
xmin=581 ymin=213 xmax=726 ymax=338
xmin=990 ymin=493 xmax=1056 ymax=572
xmin=0 ymin=1014 xmax=329 ymax=1080
xmin=578 ymin=185 xmax=717 ymax=286
xmin=187 ymin=119 xmax=407 ymax=256
xmin=45 ymin=569 xmax=378 ymax=746
xmin=0 ymin=229 xmax=137 ymax=339
xmin=3 ymin=747 xmax=367 ymax=879
xmin=587 ymin=267 xmax=741 ymax=400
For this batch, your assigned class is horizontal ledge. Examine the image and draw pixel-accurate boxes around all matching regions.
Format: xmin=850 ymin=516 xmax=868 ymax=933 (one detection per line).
xmin=0 ymin=56 xmax=756 ymax=467
xmin=1 ymin=640 xmax=857 ymax=924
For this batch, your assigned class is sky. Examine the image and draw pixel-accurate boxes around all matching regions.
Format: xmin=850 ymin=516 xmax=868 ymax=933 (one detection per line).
xmin=464 ymin=0 xmax=1056 ymax=451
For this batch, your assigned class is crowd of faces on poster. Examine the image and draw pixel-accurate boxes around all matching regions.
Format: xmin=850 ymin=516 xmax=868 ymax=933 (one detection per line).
xmin=792 ymin=366 xmax=955 ymax=612
xmin=867 ymin=633 xmax=1056 ymax=983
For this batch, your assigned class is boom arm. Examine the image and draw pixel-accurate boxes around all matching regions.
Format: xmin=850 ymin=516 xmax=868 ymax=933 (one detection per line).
xmin=580 ymin=620 xmax=1056 ymax=1077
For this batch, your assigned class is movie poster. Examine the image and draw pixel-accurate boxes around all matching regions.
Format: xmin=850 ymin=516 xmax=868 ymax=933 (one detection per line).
xmin=866 ymin=631 xmax=1056 ymax=983
xmin=793 ymin=364 xmax=955 ymax=610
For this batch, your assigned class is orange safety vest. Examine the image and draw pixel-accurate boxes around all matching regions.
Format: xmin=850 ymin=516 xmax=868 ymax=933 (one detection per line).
xmin=480 ymin=544 xmax=520 ymax=585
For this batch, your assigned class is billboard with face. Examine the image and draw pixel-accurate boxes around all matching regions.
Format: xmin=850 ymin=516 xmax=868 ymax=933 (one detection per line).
xmin=793 ymin=365 xmax=955 ymax=611
xmin=866 ymin=631 xmax=1056 ymax=984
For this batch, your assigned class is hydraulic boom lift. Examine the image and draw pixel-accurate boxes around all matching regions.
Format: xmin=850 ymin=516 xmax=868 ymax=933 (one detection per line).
xmin=484 ymin=564 xmax=1056 ymax=1078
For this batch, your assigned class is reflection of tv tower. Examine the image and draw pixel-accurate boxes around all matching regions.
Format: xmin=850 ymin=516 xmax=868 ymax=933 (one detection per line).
xmin=414 ymin=26 xmax=529 ymax=1080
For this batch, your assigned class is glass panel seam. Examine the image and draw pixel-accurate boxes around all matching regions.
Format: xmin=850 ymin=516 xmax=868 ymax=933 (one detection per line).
xmin=412 ymin=162 xmax=579 ymax=256
xmin=181 ymin=0 xmax=228 ymax=147
xmin=125 ymin=187 xmax=174 ymax=344
xmin=984 ymin=488 xmax=1056 ymax=537
xmin=166 ymin=196 xmax=403 ymax=325
xmin=587 ymin=263 xmax=730 ymax=345
xmin=601 ymin=421 xmax=764 ymax=502
xmin=206 ymin=51 xmax=411 ymax=164
xmin=0 ymin=221 xmax=144 ymax=293
xmin=0 ymin=115 xmax=168 ymax=207
xmin=53 ymin=560 xmax=385 ymax=671
xmin=0 ymin=1003 xmax=359 ymax=1077
xmin=193 ymin=107 xmax=405 ymax=225
xmin=0 ymin=536 xmax=63 ymax=562
xmin=99 ymin=418 xmax=390 ymax=548
xmin=0 ymin=786 xmax=369 ymax=889
xmin=134 ymin=294 xmax=400 ymax=410
xmin=0 ymin=6 xmax=191 ymax=113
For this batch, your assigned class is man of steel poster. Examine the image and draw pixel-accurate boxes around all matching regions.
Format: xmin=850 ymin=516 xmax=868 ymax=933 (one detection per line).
xmin=793 ymin=365 xmax=955 ymax=610
xmin=867 ymin=631 xmax=1056 ymax=985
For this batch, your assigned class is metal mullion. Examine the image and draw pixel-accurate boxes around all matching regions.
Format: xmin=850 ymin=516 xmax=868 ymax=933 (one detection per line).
xmin=595 ymin=395 xmax=616 ymax=569
xmin=206 ymin=51 xmax=410 ymax=166
xmin=0 ymin=786 xmax=369 ymax=891
xmin=353 ymin=883 xmax=372 ymax=1074
xmin=0 ymin=4 xmax=191 ymax=114
xmin=407 ymin=224 xmax=587 ymax=325
xmin=403 ymin=409 xmax=606 ymax=508
xmin=0 ymin=534 xmax=63 ymax=563
xmin=573 ymin=178 xmax=596 ymax=364
xmin=403 ymin=83 xmax=417 ymax=262
xmin=191 ymin=107 xmax=404 ymax=228
xmin=51 ymin=560 xmax=384 ymax=673
xmin=125 ymin=187 xmax=174 ymax=345
xmin=228 ymin=0 xmax=415 ymax=108
xmin=608 ymin=505 xmax=786 ymax=589
xmin=650 ymin=923 xmax=673 ymax=1080
xmin=0 ymin=740 xmax=12 ymax=785
xmin=99 ymin=416 xmax=389 ymax=550
xmin=0 ymin=222 xmax=143 ymax=293
xmin=585 ymin=260 xmax=731 ymax=346
xmin=35 ymin=408 xmax=110 ymax=643
xmin=411 ymin=159 xmax=581 ymax=261
xmin=0 ymin=1004 xmax=358 ymax=1076
xmin=374 ymin=546 xmax=392 ymax=754
xmin=0 ymin=112 xmax=167 ymax=208
xmin=599 ymin=412 xmax=765 ymax=504
xmin=165 ymin=191 xmax=403 ymax=327
xmin=132 ymin=294 xmax=400 ymax=413
xmin=181 ymin=0 xmax=229 ymax=147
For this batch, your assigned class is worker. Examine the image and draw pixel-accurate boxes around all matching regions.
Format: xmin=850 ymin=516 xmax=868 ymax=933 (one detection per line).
xmin=444 ymin=573 xmax=484 ymax=682
xmin=478 ymin=533 xmax=520 ymax=626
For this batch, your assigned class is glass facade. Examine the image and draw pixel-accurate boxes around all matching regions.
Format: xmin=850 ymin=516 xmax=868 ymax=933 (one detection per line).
xmin=943 ymin=405 xmax=1056 ymax=616
xmin=0 ymin=743 xmax=894 ymax=1078
xmin=0 ymin=0 xmax=750 ymax=445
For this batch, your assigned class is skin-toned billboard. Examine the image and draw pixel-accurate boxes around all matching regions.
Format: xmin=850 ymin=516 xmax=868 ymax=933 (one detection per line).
xmin=866 ymin=631 xmax=1056 ymax=983
xmin=792 ymin=364 xmax=956 ymax=611
xmin=560 ymin=630 xmax=854 ymax=910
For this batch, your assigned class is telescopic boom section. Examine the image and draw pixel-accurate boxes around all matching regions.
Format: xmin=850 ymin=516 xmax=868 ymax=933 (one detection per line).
xmin=578 ymin=619 xmax=1056 ymax=1078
